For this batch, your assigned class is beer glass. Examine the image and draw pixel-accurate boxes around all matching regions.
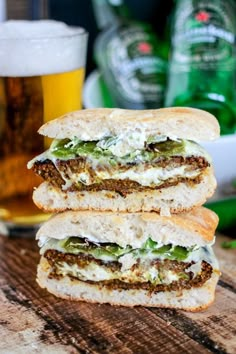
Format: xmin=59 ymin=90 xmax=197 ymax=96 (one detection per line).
xmin=0 ymin=20 xmax=88 ymax=235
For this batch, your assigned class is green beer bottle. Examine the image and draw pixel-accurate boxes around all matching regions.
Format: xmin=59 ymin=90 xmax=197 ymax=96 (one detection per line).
xmin=92 ymin=0 xmax=168 ymax=109
xmin=165 ymin=0 xmax=236 ymax=135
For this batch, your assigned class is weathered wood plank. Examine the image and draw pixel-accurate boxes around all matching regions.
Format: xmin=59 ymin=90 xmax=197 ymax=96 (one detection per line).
xmin=214 ymin=235 xmax=236 ymax=293
xmin=0 ymin=233 xmax=235 ymax=353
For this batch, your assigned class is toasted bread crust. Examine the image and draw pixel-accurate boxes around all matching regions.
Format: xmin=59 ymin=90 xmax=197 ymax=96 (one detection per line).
xmin=38 ymin=107 xmax=220 ymax=141
xmin=36 ymin=206 xmax=218 ymax=248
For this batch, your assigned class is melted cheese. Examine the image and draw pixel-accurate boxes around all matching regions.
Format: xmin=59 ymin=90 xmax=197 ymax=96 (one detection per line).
xmin=62 ymin=164 xmax=200 ymax=187
xmin=55 ymin=259 xmax=184 ymax=285
xmin=96 ymin=165 xmax=199 ymax=186
xmin=54 ymin=257 xmax=209 ymax=284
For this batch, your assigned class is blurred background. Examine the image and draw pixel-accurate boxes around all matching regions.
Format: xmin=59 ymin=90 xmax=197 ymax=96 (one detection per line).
xmin=6 ymin=0 xmax=173 ymax=76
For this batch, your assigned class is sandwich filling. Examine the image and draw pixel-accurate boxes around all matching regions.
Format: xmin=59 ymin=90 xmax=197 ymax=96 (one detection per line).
xmin=29 ymin=135 xmax=211 ymax=195
xmin=40 ymin=236 xmax=218 ymax=292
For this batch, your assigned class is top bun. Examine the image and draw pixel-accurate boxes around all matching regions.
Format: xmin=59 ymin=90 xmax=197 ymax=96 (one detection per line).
xmin=38 ymin=107 xmax=220 ymax=142
xmin=36 ymin=207 xmax=218 ymax=249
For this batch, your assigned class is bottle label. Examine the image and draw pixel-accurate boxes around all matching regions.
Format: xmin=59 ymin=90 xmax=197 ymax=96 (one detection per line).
xmin=172 ymin=0 xmax=236 ymax=71
xmin=105 ymin=25 xmax=167 ymax=107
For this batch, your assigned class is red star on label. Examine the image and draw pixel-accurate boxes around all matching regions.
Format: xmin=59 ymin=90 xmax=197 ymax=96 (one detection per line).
xmin=138 ymin=42 xmax=152 ymax=54
xmin=195 ymin=11 xmax=210 ymax=22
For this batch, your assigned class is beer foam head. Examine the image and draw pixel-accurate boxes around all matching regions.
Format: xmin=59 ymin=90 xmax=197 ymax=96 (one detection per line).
xmin=0 ymin=20 xmax=87 ymax=76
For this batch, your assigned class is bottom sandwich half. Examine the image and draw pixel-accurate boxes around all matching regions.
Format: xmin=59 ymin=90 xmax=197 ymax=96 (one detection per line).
xmin=36 ymin=208 xmax=220 ymax=311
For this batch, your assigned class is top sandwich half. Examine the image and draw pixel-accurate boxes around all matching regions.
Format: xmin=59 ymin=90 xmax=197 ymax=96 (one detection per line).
xmin=28 ymin=107 xmax=220 ymax=214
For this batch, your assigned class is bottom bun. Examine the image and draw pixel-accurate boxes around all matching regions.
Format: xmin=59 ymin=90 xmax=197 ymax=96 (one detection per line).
xmin=33 ymin=169 xmax=216 ymax=215
xmin=37 ymin=257 xmax=220 ymax=312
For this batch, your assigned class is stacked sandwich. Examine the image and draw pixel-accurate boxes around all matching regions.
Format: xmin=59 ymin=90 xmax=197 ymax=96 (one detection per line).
xmin=28 ymin=107 xmax=221 ymax=311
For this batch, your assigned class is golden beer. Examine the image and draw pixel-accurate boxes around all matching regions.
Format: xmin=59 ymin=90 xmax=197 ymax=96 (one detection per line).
xmin=0 ymin=21 xmax=87 ymax=228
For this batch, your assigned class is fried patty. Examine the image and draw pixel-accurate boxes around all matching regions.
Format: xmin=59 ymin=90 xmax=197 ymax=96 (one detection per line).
xmin=33 ymin=156 xmax=209 ymax=196
xmin=44 ymin=250 xmax=213 ymax=293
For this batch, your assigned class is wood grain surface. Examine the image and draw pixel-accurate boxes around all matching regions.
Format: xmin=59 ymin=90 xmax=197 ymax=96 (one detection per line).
xmin=0 ymin=233 xmax=235 ymax=354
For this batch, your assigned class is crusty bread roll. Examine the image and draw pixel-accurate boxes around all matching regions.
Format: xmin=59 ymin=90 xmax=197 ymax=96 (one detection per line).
xmin=36 ymin=206 xmax=218 ymax=249
xmin=37 ymin=257 xmax=220 ymax=311
xmin=36 ymin=206 xmax=220 ymax=311
xmin=32 ymin=167 xmax=216 ymax=215
xmin=38 ymin=107 xmax=220 ymax=142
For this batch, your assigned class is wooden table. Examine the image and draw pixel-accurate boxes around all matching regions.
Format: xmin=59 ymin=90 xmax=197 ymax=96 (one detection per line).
xmin=0 ymin=233 xmax=235 ymax=354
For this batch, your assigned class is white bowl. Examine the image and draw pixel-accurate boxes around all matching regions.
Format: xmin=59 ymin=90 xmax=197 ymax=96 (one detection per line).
xmin=83 ymin=70 xmax=107 ymax=109
xmin=203 ymin=135 xmax=236 ymax=194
